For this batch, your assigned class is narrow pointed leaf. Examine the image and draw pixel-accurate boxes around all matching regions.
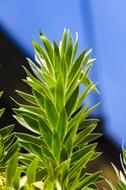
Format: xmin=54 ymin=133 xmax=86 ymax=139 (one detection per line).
xmin=53 ymin=41 xmax=61 ymax=78
xmin=3 ymin=142 xmax=18 ymax=164
xmin=27 ymin=157 xmax=38 ymax=186
xmin=6 ymin=152 xmax=18 ymax=188
xmin=82 ymin=76 xmax=99 ymax=94
xmin=69 ymin=151 xmax=94 ymax=180
xmin=78 ymin=171 xmax=102 ymax=189
xmin=71 ymin=32 xmax=78 ymax=63
xmin=13 ymin=115 xmax=39 ymax=134
xmin=71 ymin=143 xmax=97 ymax=164
xmin=80 ymin=102 xmax=101 ymax=123
xmin=61 ymin=28 xmax=67 ymax=57
xmin=21 ymin=114 xmax=40 ymax=133
xmin=32 ymin=41 xmax=53 ymax=74
xmin=13 ymin=167 xmax=22 ymax=190
xmin=0 ymin=124 xmax=14 ymax=137
xmin=40 ymin=32 xmax=54 ymax=64
xmin=57 ymin=107 xmax=67 ymax=141
xmin=55 ymin=72 xmax=64 ymax=111
xmin=16 ymin=132 xmax=44 ymax=146
xmin=0 ymin=108 xmax=5 ymax=118
xmin=45 ymin=97 xmax=58 ymax=129
xmin=65 ymin=30 xmax=73 ymax=69
xmin=27 ymin=58 xmax=42 ymax=81
xmin=74 ymin=125 xmax=97 ymax=147
xmin=52 ymin=131 xmax=61 ymax=162
xmin=39 ymin=118 xmax=52 ymax=148
xmin=0 ymin=91 xmax=3 ymax=98
xmin=67 ymin=49 xmax=87 ymax=87
xmin=65 ymin=86 xmax=79 ymax=116
xmin=33 ymin=90 xmax=44 ymax=108
xmin=16 ymin=90 xmax=37 ymax=105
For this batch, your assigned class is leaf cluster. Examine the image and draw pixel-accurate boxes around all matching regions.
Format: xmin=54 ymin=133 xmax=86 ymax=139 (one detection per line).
xmin=0 ymin=30 xmax=102 ymax=190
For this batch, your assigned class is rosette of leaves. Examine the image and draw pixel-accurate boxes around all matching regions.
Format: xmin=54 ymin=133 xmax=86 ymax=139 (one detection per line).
xmin=13 ymin=29 xmax=103 ymax=189
xmin=107 ymin=146 xmax=126 ymax=190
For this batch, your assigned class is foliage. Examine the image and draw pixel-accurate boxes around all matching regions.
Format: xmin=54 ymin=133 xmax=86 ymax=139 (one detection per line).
xmin=107 ymin=146 xmax=126 ymax=190
xmin=0 ymin=29 xmax=102 ymax=189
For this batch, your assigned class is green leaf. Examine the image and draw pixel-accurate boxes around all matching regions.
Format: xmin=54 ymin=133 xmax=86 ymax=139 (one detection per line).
xmin=77 ymin=133 xmax=102 ymax=146
xmin=0 ymin=135 xmax=3 ymax=157
xmin=33 ymin=90 xmax=44 ymax=108
xmin=23 ymin=79 xmax=46 ymax=97
xmin=75 ymin=83 xmax=97 ymax=111
xmin=13 ymin=107 xmax=40 ymax=121
xmin=19 ymin=153 xmax=35 ymax=166
xmin=3 ymin=142 xmax=18 ymax=164
xmin=4 ymin=134 xmax=15 ymax=151
xmin=61 ymin=28 xmax=67 ymax=58
xmin=53 ymin=41 xmax=61 ymax=78
xmin=61 ymin=54 xmax=67 ymax=86
xmin=27 ymin=58 xmax=42 ymax=81
xmin=13 ymin=167 xmax=22 ymax=190
xmin=67 ymin=103 xmax=89 ymax=131
xmin=65 ymin=71 xmax=81 ymax=102
xmin=65 ymin=86 xmax=79 ymax=116
xmin=0 ymin=91 xmax=3 ymax=98
xmin=15 ymin=114 xmax=40 ymax=134
xmin=78 ymin=171 xmax=102 ymax=189
xmin=71 ymin=32 xmax=78 ymax=63
xmin=40 ymin=32 xmax=54 ymax=65
xmin=80 ymin=63 xmax=92 ymax=83
xmin=0 ymin=108 xmax=5 ymax=118
xmin=63 ymin=105 xmax=88 ymax=154
xmin=65 ymin=123 xmax=78 ymax=156
xmin=45 ymin=164 xmax=54 ymax=189
xmin=71 ymin=143 xmax=97 ymax=164
xmin=39 ymin=118 xmax=52 ymax=148
xmin=69 ymin=169 xmax=81 ymax=190
xmin=16 ymin=90 xmax=37 ymax=105
xmin=57 ymin=107 xmax=67 ymax=142
xmin=90 ymin=152 xmax=102 ymax=161
xmin=65 ymin=30 xmax=73 ymax=70
xmin=80 ymin=119 xmax=99 ymax=128
xmin=55 ymin=72 xmax=64 ymax=111
xmin=27 ymin=157 xmax=38 ymax=186
xmin=68 ymin=151 xmax=94 ymax=180
xmin=80 ymin=102 xmax=101 ymax=123
xmin=74 ymin=125 xmax=97 ymax=147
xmin=19 ymin=141 xmax=44 ymax=162
xmin=23 ymin=66 xmax=54 ymax=101
xmin=52 ymin=131 xmax=61 ymax=163
xmin=16 ymin=132 xmax=45 ymax=146
xmin=82 ymin=76 xmax=99 ymax=94
xmin=43 ymin=71 xmax=56 ymax=89
xmin=67 ymin=48 xmax=87 ymax=88
xmin=32 ymin=41 xmax=53 ymax=74
xmin=0 ymin=124 xmax=14 ymax=137
xmin=6 ymin=152 xmax=18 ymax=188
xmin=41 ymin=145 xmax=54 ymax=161
xmin=33 ymin=181 xmax=44 ymax=189
xmin=54 ymin=159 xmax=69 ymax=181
xmin=13 ymin=102 xmax=45 ymax=118
xmin=45 ymin=97 xmax=58 ymax=130
xmin=60 ymin=146 xmax=68 ymax=162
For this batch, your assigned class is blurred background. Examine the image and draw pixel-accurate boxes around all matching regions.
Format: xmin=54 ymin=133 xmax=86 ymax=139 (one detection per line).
xmin=0 ymin=0 xmax=126 ymax=188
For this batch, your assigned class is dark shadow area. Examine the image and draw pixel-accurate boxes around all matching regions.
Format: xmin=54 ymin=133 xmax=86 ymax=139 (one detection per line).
xmin=0 ymin=29 xmax=31 ymax=132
